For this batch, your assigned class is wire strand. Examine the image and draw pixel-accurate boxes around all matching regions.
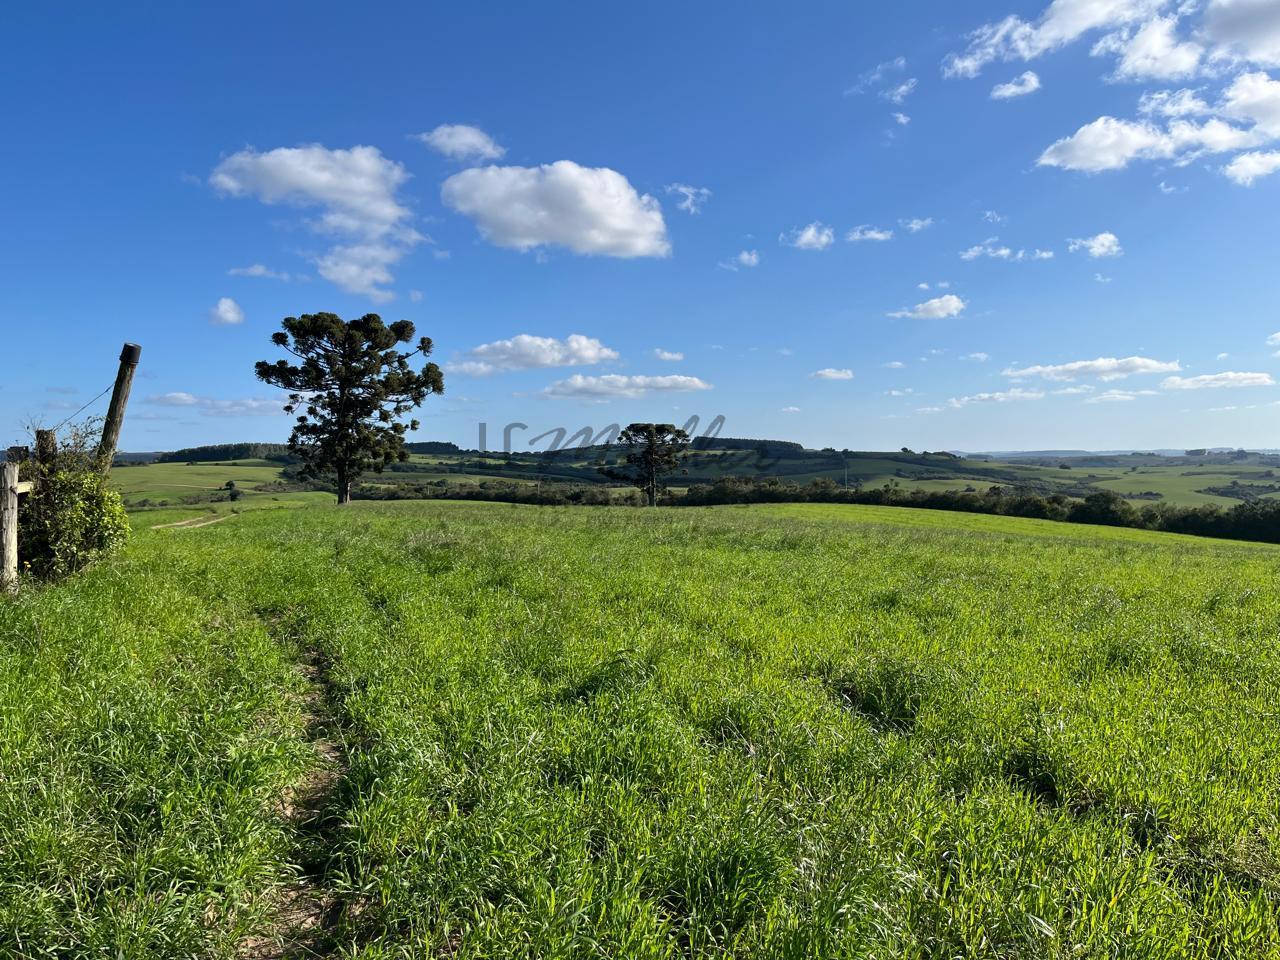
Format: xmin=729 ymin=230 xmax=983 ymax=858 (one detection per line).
xmin=48 ymin=382 xmax=115 ymax=434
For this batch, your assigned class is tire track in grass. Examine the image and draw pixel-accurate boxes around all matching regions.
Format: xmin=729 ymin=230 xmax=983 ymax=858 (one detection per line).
xmin=241 ymin=642 xmax=348 ymax=958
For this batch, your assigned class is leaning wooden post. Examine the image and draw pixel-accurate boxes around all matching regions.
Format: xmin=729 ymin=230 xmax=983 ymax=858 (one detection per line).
xmin=1 ymin=462 xmax=18 ymax=591
xmin=96 ymin=342 xmax=142 ymax=473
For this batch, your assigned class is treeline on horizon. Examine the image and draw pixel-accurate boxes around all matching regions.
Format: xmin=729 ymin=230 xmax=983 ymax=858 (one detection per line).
xmin=350 ymin=475 xmax=1280 ymax=547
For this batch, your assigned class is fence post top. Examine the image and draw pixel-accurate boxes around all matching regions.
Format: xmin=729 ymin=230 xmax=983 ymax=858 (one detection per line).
xmin=120 ymin=343 xmax=142 ymax=364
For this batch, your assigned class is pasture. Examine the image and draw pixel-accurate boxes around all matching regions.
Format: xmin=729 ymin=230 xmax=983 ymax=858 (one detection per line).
xmin=2 ymin=501 xmax=1278 ymax=956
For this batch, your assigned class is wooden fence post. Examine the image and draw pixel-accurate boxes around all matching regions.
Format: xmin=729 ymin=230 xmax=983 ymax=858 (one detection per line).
xmin=97 ymin=342 xmax=142 ymax=473
xmin=1 ymin=463 xmax=18 ymax=591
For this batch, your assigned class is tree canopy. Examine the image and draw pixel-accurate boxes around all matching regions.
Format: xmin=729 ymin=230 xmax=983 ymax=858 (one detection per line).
xmin=600 ymin=423 xmax=690 ymax=506
xmin=255 ymin=312 xmax=443 ymax=503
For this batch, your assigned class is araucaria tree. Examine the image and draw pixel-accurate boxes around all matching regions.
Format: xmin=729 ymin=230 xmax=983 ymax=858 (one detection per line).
xmin=601 ymin=423 xmax=690 ymax=506
xmin=256 ymin=312 xmax=443 ymax=504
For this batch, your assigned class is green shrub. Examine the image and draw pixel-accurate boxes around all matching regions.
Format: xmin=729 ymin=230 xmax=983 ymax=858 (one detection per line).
xmin=16 ymin=421 xmax=130 ymax=580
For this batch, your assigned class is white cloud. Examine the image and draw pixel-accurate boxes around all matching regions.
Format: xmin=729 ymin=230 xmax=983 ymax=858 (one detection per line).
xmin=846 ymin=56 xmax=908 ymax=95
xmin=1162 ymin=371 xmax=1275 ymax=388
xmin=1053 ymin=384 xmax=1097 ymax=394
xmin=452 ymin=333 xmax=619 ymax=376
xmin=948 ymin=387 xmax=1045 ymax=408
xmin=1068 ymin=231 xmax=1123 ymax=257
xmin=228 ymin=263 xmax=290 ymax=281
xmin=1222 ymin=71 xmax=1280 ymax=137
xmin=882 ymin=78 xmax=918 ymax=104
xmin=811 ymin=368 xmax=855 ymax=380
xmin=883 ymin=360 xmax=906 ymax=368
xmin=1139 ymin=87 xmax=1211 ymax=117
xmin=1095 ymin=272 xmax=1113 ymax=282
xmin=1218 ymin=351 xmax=1231 ymax=359
xmin=146 ymin=392 xmax=282 ymax=416
xmin=781 ymin=222 xmax=835 ymax=250
xmin=210 ymin=143 xmax=419 ymax=301
xmin=665 ymin=183 xmax=711 ymax=214
xmin=847 ymin=225 xmax=894 ymax=241
xmin=654 ymin=348 xmax=684 ymax=361
xmin=984 ymin=210 xmax=1008 ymax=223
xmin=409 ymin=289 xmax=424 ymax=302
xmin=885 ymin=388 xmax=914 ymax=396
xmin=1085 ymin=388 xmax=1157 ymax=402
xmin=1037 ymin=114 xmax=1260 ymax=172
xmin=208 ymin=297 xmax=244 ymax=325
xmin=893 ymin=112 xmax=912 ymax=125
xmin=441 ymin=161 xmax=670 ymax=258
xmin=992 ymin=70 xmax=1043 ymax=98
xmin=890 ymin=293 xmax=967 ymax=319
xmin=781 ymin=406 xmax=802 ymax=413
xmin=1094 ymin=15 xmax=1203 ymax=80
xmin=416 ymin=124 xmax=505 ymax=162
xmin=719 ymin=248 xmax=760 ymax=272
xmin=901 ymin=217 xmax=934 ymax=232
xmin=943 ymin=0 xmax=1167 ymax=78
xmin=1203 ymin=0 xmax=1280 ymax=68
xmin=1267 ymin=331 xmax=1280 ymax=346
xmin=960 ymin=237 xmax=1056 ymax=261
xmin=1004 ymin=355 xmax=1179 ymax=380
xmin=541 ymin=373 xmax=712 ymax=401
xmin=1223 ymin=149 xmax=1280 ymax=183
xmin=964 ymin=352 xmax=991 ymax=361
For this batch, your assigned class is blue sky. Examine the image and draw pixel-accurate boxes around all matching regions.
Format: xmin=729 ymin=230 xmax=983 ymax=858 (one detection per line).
xmin=3 ymin=0 xmax=1280 ymax=453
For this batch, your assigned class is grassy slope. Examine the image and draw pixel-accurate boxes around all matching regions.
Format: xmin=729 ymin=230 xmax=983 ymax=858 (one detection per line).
xmin=5 ymin=501 xmax=1279 ymax=956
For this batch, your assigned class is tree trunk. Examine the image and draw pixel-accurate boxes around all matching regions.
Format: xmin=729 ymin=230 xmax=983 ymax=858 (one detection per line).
xmin=647 ymin=484 xmax=656 ymax=507
xmin=336 ymin=463 xmax=351 ymax=505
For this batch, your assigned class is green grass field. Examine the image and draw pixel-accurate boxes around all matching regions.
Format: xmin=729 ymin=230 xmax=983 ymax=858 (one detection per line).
xmin=3 ymin=501 xmax=1278 ymax=956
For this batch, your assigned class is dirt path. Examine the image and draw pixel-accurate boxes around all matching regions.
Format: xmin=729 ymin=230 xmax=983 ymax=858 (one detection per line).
xmin=150 ymin=513 xmax=234 ymax=530
xmin=240 ymin=648 xmax=348 ymax=958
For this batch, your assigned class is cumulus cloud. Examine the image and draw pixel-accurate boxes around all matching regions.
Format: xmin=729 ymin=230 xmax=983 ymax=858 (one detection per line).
xmin=228 ymin=263 xmax=291 ymax=281
xmin=1003 ymin=355 xmax=1180 ymax=380
xmin=890 ymin=294 xmax=967 ymax=319
xmin=781 ymin=222 xmax=835 ymax=250
xmin=1067 ymin=231 xmax=1123 ymax=257
xmin=947 ymin=387 xmax=1045 ymax=408
xmin=964 ymin=352 xmax=991 ymax=361
xmin=1222 ymin=71 xmax=1280 ymax=137
xmin=452 ymin=333 xmax=619 ymax=376
xmin=208 ymin=297 xmax=244 ymax=325
xmin=210 ymin=143 xmax=420 ymax=301
xmin=901 ymin=217 xmax=934 ymax=232
xmin=847 ymin=225 xmax=894 ymax=241
xmin=893 ymin=112 xmax=912 ymax=125
xmin=654 ymin=349 xmax=684 ymax=361
xmin=781 ymin=406 xmax=802 ymax=413
xmin=541 ymin=373 xmax=712 ymax=401
xmin=1038 ymin=115 xmax=1259 ymax=172
xmin=992 ymin=70 xmax=1043 ymax=98
xmin=146 ymin=392 xmax=283 ymax=416
xmin=720 ymin=249 xmax=760 ymax=271
xmin=416 ymin=124 xmax=505 ymax=162
xmin=442 ymin=161 xmax=670 ymax=258
xmin=883 ymin=360 xmax=906 ymax=368
xmin=1093 ymin=15 xmax=1203 ymax=80
xmin=1226 ymin=149 xmax=1280 ymax=183
xmin=1162 ymin=371 xmax=1275 ymax=388
xmin=665 ymin=183 xmax=711 ymax=214
xmin=1203 ymin=0 xmax=1280 ymax=67
xmin=811 ymin=368 xmax=854 ymax=380
xmin=1139 ymin=88 xmax=1212 ymax=116
xmin=943 ymin=0 xmax=1166 ymax=78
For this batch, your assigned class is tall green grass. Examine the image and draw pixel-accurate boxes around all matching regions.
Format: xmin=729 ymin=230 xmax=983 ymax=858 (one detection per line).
xmin=3 ymin=501 xmax=1278 ymax=956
